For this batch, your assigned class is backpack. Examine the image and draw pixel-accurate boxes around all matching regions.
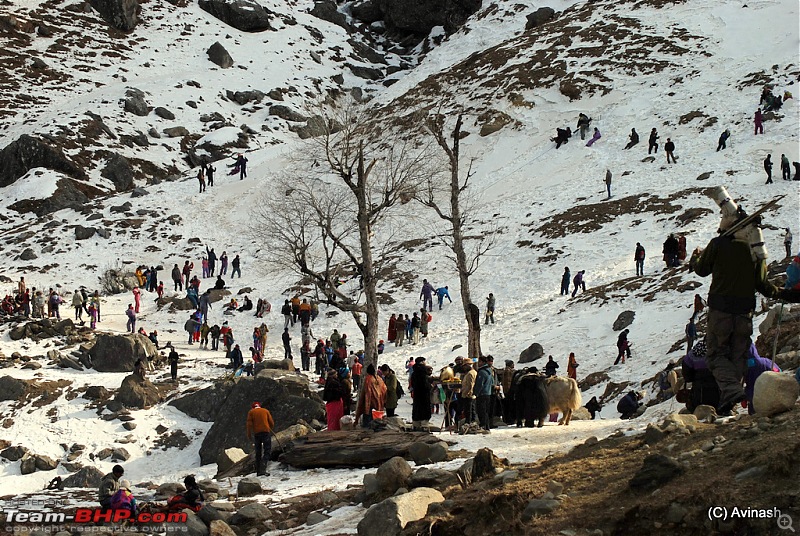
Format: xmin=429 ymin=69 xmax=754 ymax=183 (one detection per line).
xmin=426 ymin=313 xmax=432 ymax=323
xmin=396 ymin=382 xmax=405 ymax=399
xmin=110 ymin=489 xmax=133 ymax=511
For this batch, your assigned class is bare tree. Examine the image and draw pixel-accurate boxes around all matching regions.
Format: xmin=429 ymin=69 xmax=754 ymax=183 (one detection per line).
xmin=252 ymin=101 xmax=430 ymax=368
xmin=418 ymin=113 xmax=495 ymax=360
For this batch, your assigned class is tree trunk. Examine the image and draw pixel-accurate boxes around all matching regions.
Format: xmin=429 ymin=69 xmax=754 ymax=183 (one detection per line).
xmin=356 ymin=147 xmax=379 ymax=369
xmin=448 ymin=116 xmax=481 ymax=360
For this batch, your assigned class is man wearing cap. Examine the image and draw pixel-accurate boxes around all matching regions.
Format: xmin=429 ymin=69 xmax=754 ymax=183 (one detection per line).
xmin=474 ymin=355 xmax=496 ymax=431
xmin=99 ymin=464 xmax=124 ymax=510
xmin=246 ymin=402 xmax=275 ymax=476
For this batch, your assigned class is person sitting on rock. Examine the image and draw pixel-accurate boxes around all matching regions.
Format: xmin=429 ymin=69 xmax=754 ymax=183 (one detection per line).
xmin=617 ymin=390 xmax=644 ymax=419
xmin=742 ymin=343 xmax=780 ymax=415
xmin=214 ymin=275 xmax=225 ymax=290
xmin=110 ymin=479 xmax=138 ymax=517
xmin=167 ymin=475 xmax=204 ymax=512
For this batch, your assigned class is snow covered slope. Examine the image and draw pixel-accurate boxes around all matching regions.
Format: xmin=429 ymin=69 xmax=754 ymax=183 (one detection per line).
xmin=0 ymin=0 xmax=798 ymax=521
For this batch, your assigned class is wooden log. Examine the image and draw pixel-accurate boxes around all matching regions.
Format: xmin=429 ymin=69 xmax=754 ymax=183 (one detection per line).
xmin=279 ymin=429 xmax=441 ymax=469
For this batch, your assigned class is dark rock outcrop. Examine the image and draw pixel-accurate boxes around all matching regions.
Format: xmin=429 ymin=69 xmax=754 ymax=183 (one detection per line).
xmin=62 ymin=466 xmax=105 ymax=488
xmin=613 ymin=311 xmax=635 ymax=331
xmin=269 ymin=105 xmax=307 ymax=123
xmin=207 ymin=42 xmax=234 ymax=68
xmin=198 ymin=0 xmax=273 ymax=32
xmin=9 ymin=178 xmax=95 ymax=217
xmin=75 ymin=225 xmax=96 ymax=240
xmin=351 ymin=0 xmax=383 ymax=23
xmin=378 ymin=0 xmax=481 ymax=34
xmin=90 ymin=333 xmax=156 ymax=373
xmin=154 ymin=107 xmax=176 ymax=120
xmin=90 ymin=0 xmax=139 ymax=31
xmin=525 ymin=7 xmax=555 ymax=30
xmin=101 ymin=153 xmax=135 ymax=192
xmin=309 ymin=1 xmax=349 ymax=30
xmin=0 ymin=376 xmax=29 ymax=401
xmin=225 ymin=90 xmax=265 ymax=105
xmin=171 ymin=370 xmax=325 ymax=465
xmin=123 ymin=88 xmax=149 ymax=116
xmin=519 ymin=342 xmax=544 ymax=363
xmin=0 ymin=135 xmax=83 ymax=188
xmin=115 ymin=374 xmax=161 ymax=408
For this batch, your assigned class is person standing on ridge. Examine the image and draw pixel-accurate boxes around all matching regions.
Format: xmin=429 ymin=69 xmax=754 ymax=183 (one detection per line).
xmin=648 ymin=128 xmax=659 ymax=154
xmin=635 ymin=242 xmax=646 ymax=276
xmin=665 ymin=138 xmax=676 ymax=164
xmin=560 ymin=267 xmax=571 ymax=295
xmin=420 ymin=279 xmax=435 ymax=312
xmin=784 ymin=228 xmax=793 ymax=259
xmin=781 ymin=154 xmax=791 ymax=181
xmin=576 ymin=113 xmax=592 ymax=140
xmin=764 ymin=154 xmax=773 ymax=184
xmin=754 ymin=108 xmax=764 ymax=135
xmin=604 ymin=169 xmax=612 ymax=198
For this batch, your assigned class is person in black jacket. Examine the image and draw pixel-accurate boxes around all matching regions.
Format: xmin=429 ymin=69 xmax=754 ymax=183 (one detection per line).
xmin=410 ymin=357 xmax=432 ymax=429
xmin=544 ymin=356 xmax=559 ymax=377
xmin=168 ymin=344 xmax=179 ymax=381
xmin=764 ymin=154 xmax=773 ymax=184
xmin=282 ymin=328 xmax=292 ymax=360
xmin=624 ymin=128 xmax=639 ymax=150
xmin=635 ymin=243 xmax=646 ymax=275
xmin=648 ymin=128 xmax=659 ymax=154
xmin=560 ymin=267 xmax=571 ymax=295
xmin=665 ymin=138 xmax=676 ymax=163
xmin=168 ymin=475 xmax=204 ymax=512
xmin=585 ymin=396 xmax=602 ymax=419
xmin=617 ymin=391 xmax=643 ymax=419
xmin=576 ymin=113 xmax=592 ymax=140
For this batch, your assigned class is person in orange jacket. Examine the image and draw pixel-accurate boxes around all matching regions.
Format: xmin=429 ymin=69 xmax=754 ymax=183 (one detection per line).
xmin=246 ymin=402 xmax=275 ymax=476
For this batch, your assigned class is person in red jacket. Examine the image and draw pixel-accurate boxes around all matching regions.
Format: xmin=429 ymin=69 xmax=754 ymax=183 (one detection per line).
xmin=246 ymin=402 xmax=275 ymax=476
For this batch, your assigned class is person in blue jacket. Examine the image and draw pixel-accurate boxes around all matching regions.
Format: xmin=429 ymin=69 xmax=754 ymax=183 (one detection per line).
xmin=435 ymin=286 xmax=452 ymax=310
xmin=617 ymin=391 xmax=643 ymax=419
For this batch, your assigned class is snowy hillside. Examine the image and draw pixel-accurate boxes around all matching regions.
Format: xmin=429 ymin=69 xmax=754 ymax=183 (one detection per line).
xmin=0 ymin=0 xmax=798 ymax=532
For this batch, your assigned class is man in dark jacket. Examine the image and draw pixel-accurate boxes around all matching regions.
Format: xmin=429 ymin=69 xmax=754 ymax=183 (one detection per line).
xmin=635 ymin=243 xmax=646 ymax=275
xmin=168 ymin=344 xmax=179 ymax=381
xmin=617 ymin=391 xmax=643 ymax=419
xmin=544 ymin=355 xmax=559 ymax=377
xmin=410 ymin=357 xmax=432 ymax=429
xmin=576 ymin=114 xmax=591 ymax=140
xmin=664 ymin=138 xmax=676 ymax=163
xmin=764 ymin=154 xmax=773 ymax=184
xmin=692 ymin=221 xmax=798 ymax=414
xmin=474 ymin=355 xmax=495 ymax=431
xmin=648 ymin=128 xmax=659 ymax=154
xmin=171 ymin=264 xmax=182 ymax=291
xmin=99 ymin=465 xmax=124 ymax=510
xmin=282 ymin=328 xmax=292 ymax=360
xmin=663 ymin=234 xmax=680 ymax=268
xmin=560 ymin=268 xmax=571 ymax=295
xmin=624 ymin=128 xmax=639 ymax=149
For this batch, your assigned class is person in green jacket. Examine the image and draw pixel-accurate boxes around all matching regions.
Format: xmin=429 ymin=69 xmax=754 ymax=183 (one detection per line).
xmin=692 ymin=230 xmax=799 ymax=414
xmin=380 ymin=364 xmax=399 ymax=417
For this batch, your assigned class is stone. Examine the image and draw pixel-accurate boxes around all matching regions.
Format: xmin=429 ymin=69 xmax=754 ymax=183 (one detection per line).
xmin=163 ymin=127 xmax=189 ymax=138
xmin=291 ymin=115 xmax=342 ymax=140
xmin=758 ymin=305 xmax=784 ymax=335
xmin=198 ymin=480 xmax=221 ymax=494
xmin=217 ymin=447 xmax=248 ymax=473
xmin=521 ymin=499 xmax=561 ymax=520
xmin=207 ymin=42 xmax=234 ymax=68
xmin=408 ymin=468 xmax=460 ymax=491
xmin=61 ymin=466 xmax=105 ymax=488
xmin=309 ymin=1 xmax=349 ymax=30
xmin=569 ymin=407 xmax=591 ymax=420
xmin=1 ymin=445 xmax=29 ymax=461
xmin=155 ymin=482 xmax=185 ymax=499
xmin=96 ymin=448 xmax=113 ymax=460
xmin=90 ymin=0 xmax=139 ymax=31
xmin=130 ymin=187 xmax=149 ymax=197
xmin=90 ymin=333 xmax=156 ymax=372
xmin=198 ymin=0 xmax=273 ymax=32
xmin=123 ymin=88 xmax=148 ymax=116
xmin=696 ymin=171 xmax=713 ymax=181
xmin=351 ymin=0 xmax=382 ymax=23
xmin=471 ymin=448 xmax=508 ymax=481
xmin=663 ymin=413 xmax=699 ymax=429
xmin=612 ymin=311 xmax=636 ymax=331
xmin=753 ymin=372 xmax=799 ymax=416
xmin=209 ymin=520 xmax=236 ymax=536
xmin=666 ymin=502 xmax=688 ymax=524
xmin=154 ymin=107 xmax=175 ymax=120
xmin=306 ymin=511 xmax=329 ymax=525
xmin=269 ymin=105 xmax=307 ymax=123
xmin=74 ymin=225 xmax=95 ymax=240
xmin=629 ymin=454 xmax=683 ymax=491
xmin=19 ymin=248 xmax=37 ymax=260
xmin=115 ymin=374 xmax=161 ymax=409
xmin=84 ymin=386 xmax=109 ymax=400
xmin=10 ymin=177 xmax=94 ymax=217
xmin=0 ymin=376 xmax=29 ymax=401
xmin=237 ymin=476 xmax=262 ymax=497
xmin=101 ymin=153 xmax=135 ymax=192
xmin=546 ymin=481 xmax=564 ymax=496
xmin=357 ymin=487 xmax=444 ymax=536
xmin=643 ymin=424 xmax=666 ymax=445
xmin=34 ymin=455 xmax=58 ymax=471
xmin=693 ymin=405 xmax=717 ymax=423
xmin=519 ymin=342 xmax=544 ymax=363
xmin=198 ymin=505 xmax=227 ymax=525
xmin=20 ymin=454 xmax=37 ymax=474
xmin=111 ymin=447 xmax=130 ymax=461
xmin=174 ymin=511 xmax=208 ymax=536
xmin=230 ymin=502 xmax=272 ymax=524
xmin=525 ymin=7 xmax=555 ymax=30
xmin=375 ymin=456 xmax=412 ymax=493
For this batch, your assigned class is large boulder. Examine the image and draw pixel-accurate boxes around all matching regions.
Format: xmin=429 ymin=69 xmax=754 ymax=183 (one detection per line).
xmin=375 ymin=456 xmax=412 ymax=493
xmin=90 ymin=0 xmax=139 ymax=31
xmin=377 ymin=0 xmax=481 ymax=34
xmin=269 ymin=105 xmax=307 ymax=123
xmin=753 ymin=372 xmax=799 ymax=416
xmin=0 ymin=134 xmax=83 ymax=188
xmin=207 ymin=42 xmax=233 ymax=68
xmin=309 ymin=1 xmax=349 ymax=30
xmin=230 ymin=502 xmax=271 ymax=524
xmin=519 ymin=342 xmax=544 ymax=363
xmin=217 ymin=448 xmax=247 ymax=473
xmin=0 ymin=376 xmax=29 ymax=401
xmin=1 ymin=445 xmax=29 ymax=461
xmin=90 ymin=333 xmax=156 ymax=372
xmin=62 ymin=466 xmax=105 ymax=488
xmin=613 ymin=310 xmax=636 ymax=331
xmin=236 ymin=477 xmax=262 ymax=498
xmin=525 ymin=6 xmax=555 ymax=30
xmin=115 ymin=374 xmax=162 ymax=409
xmin=198 ymin=0 xmax=273 ymax=32
xmin=357 ymin=487 xmax=445 ymax=536
xmin=179 ymin=370 xmax=325 ymax=465
xmin=123 ymin=88 xmax=149 ymax=116
xmin=351 ymin=0 xmax=383 ymax=23
xmin=407 ymin=467 xmax=460 ymax=491
xmin=407 ymin=441 xmax=448 ymax=464
xmin=101 ymin=153 xmax=135 ymax=192
xmin=75 ymin=226 xmax=96 ymax=240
